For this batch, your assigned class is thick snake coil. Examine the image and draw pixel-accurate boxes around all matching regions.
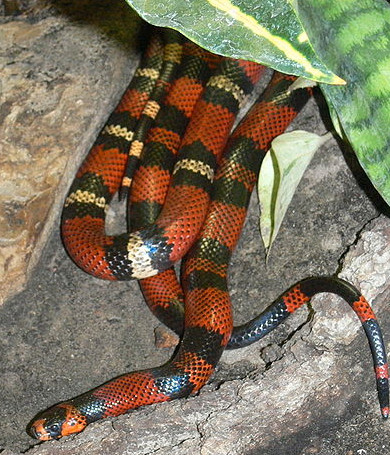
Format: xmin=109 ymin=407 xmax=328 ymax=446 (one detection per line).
xmin=27 ymin=29 xmax=389 ymax=441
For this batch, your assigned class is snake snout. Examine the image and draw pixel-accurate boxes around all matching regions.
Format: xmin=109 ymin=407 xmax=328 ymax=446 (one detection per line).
xmin=26 ymin=405 xmax=68 ymax=440
xmin=26 ymin=416 xmax=59 ymax=441
xmin=27 ymin=402 xmax=88 ymax=440
xmin=26 ymin=421 xmax=40 ymax=440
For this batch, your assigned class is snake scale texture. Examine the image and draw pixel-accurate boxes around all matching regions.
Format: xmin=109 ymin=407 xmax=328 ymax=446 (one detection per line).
xmin=27 ymin=29 xmax=389 ymax=441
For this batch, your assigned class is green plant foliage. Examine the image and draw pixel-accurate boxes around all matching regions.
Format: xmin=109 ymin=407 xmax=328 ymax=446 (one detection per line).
xmin=124 ymin=0 xmax=343 ymax=83
xmin=258 ymin=131 xmax=331 ymax=254
xmin=298 ymin=0 xmax=390 ymax=205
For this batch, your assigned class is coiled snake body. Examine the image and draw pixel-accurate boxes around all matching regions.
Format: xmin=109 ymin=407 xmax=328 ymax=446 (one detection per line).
xmin=27 ymin=29 xmax=389 ymax=441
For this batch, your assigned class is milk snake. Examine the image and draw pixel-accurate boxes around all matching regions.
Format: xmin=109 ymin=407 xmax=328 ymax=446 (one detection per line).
xmin=27 ymin=28 xmax=389 ymax=441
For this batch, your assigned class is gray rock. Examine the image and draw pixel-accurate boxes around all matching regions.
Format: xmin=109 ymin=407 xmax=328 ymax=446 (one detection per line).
xmin=0 ymin=0 xmax=141 ymax=304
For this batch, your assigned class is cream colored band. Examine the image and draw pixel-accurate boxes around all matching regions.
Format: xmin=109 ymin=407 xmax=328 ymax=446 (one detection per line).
xmin=65 ymin=190 xmax=106 ymax=209
xmin=164 ymin=43 xmax=182 ymax=64
xmin=207 ymin=75 xmax=246 ymax=107
xmin=143 ymin=100 xmax=160 ymax=119
xmin=127 ymin=232 xmax=160 ymax=278
xmin=135 ymin=67 xmax=160 ymax=80
xmin=173 ymin=159 xmax=214 ymax=181
xmin=103 ymin=124 xmax=134 ymax=142
xmin=129 ymin=140 xmax=144 ymax=158
xmin=121 ymin=176 xmax=132 ymax=188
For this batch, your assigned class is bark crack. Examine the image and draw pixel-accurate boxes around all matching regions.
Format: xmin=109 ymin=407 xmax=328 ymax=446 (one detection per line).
xmin=335 ymin=213 xmax=381 ymax=275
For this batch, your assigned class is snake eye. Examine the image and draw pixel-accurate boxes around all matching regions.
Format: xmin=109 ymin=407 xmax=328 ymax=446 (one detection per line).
xmin=46 ymin=421 xmax=62 ymax=438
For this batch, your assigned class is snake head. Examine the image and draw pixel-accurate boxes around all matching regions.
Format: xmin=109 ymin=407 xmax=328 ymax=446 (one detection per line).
xmin=27 ymin=403 xmax=87 ymax=440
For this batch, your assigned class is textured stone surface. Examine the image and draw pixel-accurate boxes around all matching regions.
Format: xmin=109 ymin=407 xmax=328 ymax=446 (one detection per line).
xmin=0 ymin=0 xmax=141 ymax=304
xmin=2 ymin=213 xmax=389 ymax=455
xmin=1 ymin=1 xmax=390 ymax=455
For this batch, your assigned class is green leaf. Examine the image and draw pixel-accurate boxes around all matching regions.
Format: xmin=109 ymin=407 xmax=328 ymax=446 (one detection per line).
xmin=298 ymin=0 xmax=390 ymax=205
xmin=258 ymin=131 xmax=331 ymax=254
xmin=124 ymin=0 xmax=343 ymax=83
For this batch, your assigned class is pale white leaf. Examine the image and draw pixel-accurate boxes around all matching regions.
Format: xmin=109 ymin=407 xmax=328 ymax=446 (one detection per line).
xmin=258 ymin=130 xmax=332 ymax=254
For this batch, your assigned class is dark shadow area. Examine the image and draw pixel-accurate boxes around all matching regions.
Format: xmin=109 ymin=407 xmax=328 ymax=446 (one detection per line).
xmin=314 ymin=89 xmax=390 ymax=218
xmin=1 ymin=0 xmax=145 ymax=51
